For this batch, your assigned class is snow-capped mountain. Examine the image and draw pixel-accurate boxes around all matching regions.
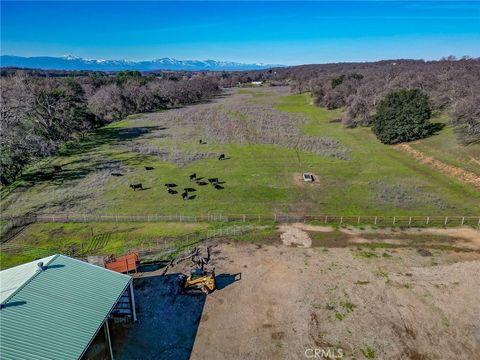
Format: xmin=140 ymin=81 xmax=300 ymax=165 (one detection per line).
xmin=0 ymin=55 xmax=282 ymax=71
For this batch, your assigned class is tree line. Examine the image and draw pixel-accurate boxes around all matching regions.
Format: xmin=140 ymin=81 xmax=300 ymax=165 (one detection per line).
xmin=2 ymin=58 xmax=479 ymax=185
xmin=247 ymin=58 xmax=480 ymax=146
xmin=0 ymin=71 xmax=220 ymax=185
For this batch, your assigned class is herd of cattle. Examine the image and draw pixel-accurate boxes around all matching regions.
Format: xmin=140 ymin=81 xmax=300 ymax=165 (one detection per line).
xmin=162 ymin=174 xmax=225 ymax=200
xmin=128 ymin=153 xmax=228 ymax=200
xmin=51 ymin=152 xmax=229 ymax=201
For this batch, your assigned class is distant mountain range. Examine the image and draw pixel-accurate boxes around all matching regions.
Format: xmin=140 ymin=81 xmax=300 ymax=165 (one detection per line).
xmin=0 ymin=55 xmax=282 ymax=71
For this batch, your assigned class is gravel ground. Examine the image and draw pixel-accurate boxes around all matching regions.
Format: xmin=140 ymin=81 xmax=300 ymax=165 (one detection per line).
xmin=111 ymin=226 xmax=480 ymax=360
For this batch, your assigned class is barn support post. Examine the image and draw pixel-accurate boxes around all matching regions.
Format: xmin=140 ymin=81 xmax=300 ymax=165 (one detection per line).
xmin=104 ymin=320 xmax=114 ymax=360
xmin=129 ymin=281 xmax=137 ymax=322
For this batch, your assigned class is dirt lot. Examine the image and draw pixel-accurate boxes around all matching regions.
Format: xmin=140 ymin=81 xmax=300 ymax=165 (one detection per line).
xmin=112 ymin=226 xmax=480 ymax=360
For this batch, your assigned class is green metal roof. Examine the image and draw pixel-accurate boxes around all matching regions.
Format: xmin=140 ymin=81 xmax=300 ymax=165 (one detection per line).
xmin=0 ymin=255 xmax=57 ymax=303
xmin=0 ymin=254 xmax=131 ymax=360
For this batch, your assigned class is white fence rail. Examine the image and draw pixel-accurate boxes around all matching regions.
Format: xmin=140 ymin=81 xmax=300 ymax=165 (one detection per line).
xmin=2 ymin=213 xmax=480 ymax=230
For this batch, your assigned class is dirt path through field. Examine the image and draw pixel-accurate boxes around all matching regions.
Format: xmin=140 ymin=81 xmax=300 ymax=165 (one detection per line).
xmin=393 ymin=143 xmax=480 ymax=188
xmin=279 ymin=223 xmax=480 ymax=250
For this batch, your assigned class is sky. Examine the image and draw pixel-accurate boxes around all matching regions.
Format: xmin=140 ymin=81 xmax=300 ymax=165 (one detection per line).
xmin=1 ymin=1 xmax=479 ymax=65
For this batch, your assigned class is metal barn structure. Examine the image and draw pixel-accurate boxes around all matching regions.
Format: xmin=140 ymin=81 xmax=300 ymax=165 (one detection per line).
xmin=0 ymin=254 xmax=136 ymax=360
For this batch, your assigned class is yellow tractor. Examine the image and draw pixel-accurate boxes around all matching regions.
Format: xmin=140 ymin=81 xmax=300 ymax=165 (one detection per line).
xmin=182 ymin=267 xmax=216 ymax=294
xmin=162 ymin=246 xmax=216 ymax=294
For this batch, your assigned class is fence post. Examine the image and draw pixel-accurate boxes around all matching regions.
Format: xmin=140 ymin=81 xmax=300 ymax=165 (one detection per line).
xmin=426 ymin=216 xmax=430 ymax=225
xmin=461 ymin=217 xmax=465 ymax=225
xmin=243 ymin=215 xmax=246 ymax=223
xmin=408 ymin=217 xmax=412 ymax=226
xmin=478 ymin=217 xmax=480 ymax=229
xmin=393 ymin=216 xmax=396 ymax=225
xmin=374 ymin=216 xmax=377 ymax=225
xmin=274 ymin=213 xmax=277 ymax=222
xmin=340 ymin=216 xmax=343 ymax=225
xmin=325 ymin=215 xmax=327 ymax=224
xmin=444 ymin=216 xmax=448 ymax=226
xmin=357 ymin=216 xmax=360 ymax=225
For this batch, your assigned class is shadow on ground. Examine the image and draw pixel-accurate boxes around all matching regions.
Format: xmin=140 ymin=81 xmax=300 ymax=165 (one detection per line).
xmin=110 ymin=270 xmax=242 ymax=360
xmin=110 ymin=274 xmax=206 ymax=360
xmin=215 ymin=273 xmax=241 ymax=290
xmin=61 ymin=126 xmax=165 ymax=157
xmin=21 ymin=126 xmax=164 ymax=186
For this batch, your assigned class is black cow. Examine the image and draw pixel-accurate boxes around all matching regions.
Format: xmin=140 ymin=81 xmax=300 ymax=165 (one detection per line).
xmin=167 ymin=188 xmax=178 ymax=195
xmin=111 ymin=173 xmax=123 ymax=177
xmin=189 ymin=173 xmax=197 ymax=181
xmin=53 ymin=165 xmax=62 ymax=172
xmin=184 ymin=187 xmax=196 ymax=192
xmin=182 ymin=191 xmax=188 ymax=200
xmin=164 ymin=183 xmax=177 ymax=188
xmin=196 ymin=181 xmax=208 ymax=186
xmin=199 ymin=139 xmax=207 ymax=144
xmin=214 ymin=184 xmax=224 ymax=190
xmin=129 ymin=184 xmax=143 ymax=191
xmin=218 ymin=154 xmax=225 ymax=160
xmin=145 ymin=166 xmax=154 ymax=171
xmin=208 ymin=178 xmax=219 ymax=184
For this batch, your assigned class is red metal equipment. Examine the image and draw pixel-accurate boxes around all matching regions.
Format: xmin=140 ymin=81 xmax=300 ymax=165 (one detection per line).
xmin=105 ymin=252 xmax=139 ymax=273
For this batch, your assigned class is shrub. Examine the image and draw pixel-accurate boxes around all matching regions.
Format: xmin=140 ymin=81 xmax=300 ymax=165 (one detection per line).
xmin=371 ymin=89 xmax=432 ymax=144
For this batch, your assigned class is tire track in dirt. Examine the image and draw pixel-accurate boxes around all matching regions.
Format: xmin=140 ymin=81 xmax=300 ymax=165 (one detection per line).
xmin=393 ymin=143 xmax=480 ymax=189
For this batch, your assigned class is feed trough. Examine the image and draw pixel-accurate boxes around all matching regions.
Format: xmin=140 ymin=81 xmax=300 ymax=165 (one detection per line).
xmin=303 ymin=173 xmax=314 ymax=182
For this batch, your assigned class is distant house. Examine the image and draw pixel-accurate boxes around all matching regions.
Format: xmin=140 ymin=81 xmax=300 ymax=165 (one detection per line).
xmin=251 ymin=81 xmax=263 ymax=86
xmin=0 ymin=254 xmax=136 ymax=360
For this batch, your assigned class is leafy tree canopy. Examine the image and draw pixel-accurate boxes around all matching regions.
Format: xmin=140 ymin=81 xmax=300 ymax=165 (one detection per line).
xmin=372 ymin=89 xmax=433 ymax=144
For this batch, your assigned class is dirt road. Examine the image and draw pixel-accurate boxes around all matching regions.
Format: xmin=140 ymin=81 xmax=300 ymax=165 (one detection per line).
xmin=394 ymin=143 xmax=480 ymax=188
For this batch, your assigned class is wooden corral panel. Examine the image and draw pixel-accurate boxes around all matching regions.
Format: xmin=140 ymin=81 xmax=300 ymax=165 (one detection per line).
xmin=105 ymin=252 xmax=139 ymax=273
